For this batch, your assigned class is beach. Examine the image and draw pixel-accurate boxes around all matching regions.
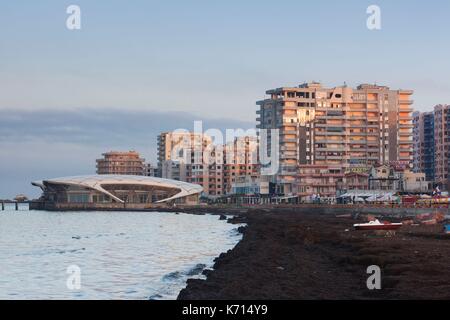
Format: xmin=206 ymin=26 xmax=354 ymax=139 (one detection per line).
xmin=178 ymin=209 xmax=450 ymax=300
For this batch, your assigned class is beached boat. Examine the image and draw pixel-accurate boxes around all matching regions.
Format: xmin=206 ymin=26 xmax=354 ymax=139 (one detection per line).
xmin=353 ymin=219 xmax=402 ymax=231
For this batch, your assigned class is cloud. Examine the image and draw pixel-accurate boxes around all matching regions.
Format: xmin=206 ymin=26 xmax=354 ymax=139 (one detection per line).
xmin=0 ymin=108 xmax=255 ymax=199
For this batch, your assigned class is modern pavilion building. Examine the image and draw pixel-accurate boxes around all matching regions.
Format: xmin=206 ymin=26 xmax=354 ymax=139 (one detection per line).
xmin=30 ymin=175 xmax=203 ymax=210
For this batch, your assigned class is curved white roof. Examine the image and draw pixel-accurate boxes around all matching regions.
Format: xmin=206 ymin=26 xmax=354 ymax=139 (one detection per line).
xmin=32 ymin=175 xmax=203 ymax=203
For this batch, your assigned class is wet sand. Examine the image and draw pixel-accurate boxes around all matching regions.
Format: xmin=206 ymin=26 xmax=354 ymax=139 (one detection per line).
xmin=178 ymin=209 xmax=450 ymax=300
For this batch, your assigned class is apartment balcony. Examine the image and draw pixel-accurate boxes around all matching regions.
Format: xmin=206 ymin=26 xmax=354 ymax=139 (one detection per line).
xmin=281 ymin=130 xmax=298 ymax=135
xmin=315 ymin=123 xmax=346 ymax=128
xmin=301 ymin=183 xmax=340 ymax=188
xmin=349 ymin=140 xmax=367 ymax=144
xmin=315 ymin=140 xmax=346 ymax=144
xmin=280 ymin=169 xmax=298 ymax=175
xmin=280 ymin=138 xmax=297 ymax=143
xmin=326 ymin=155 xmax=346 ymax=160
xmin=299 ymin=173 xmax=344 ymax=178
xmin=282 ymin=105 xmax=300 ymax=110
xmin=347 ymin=108 xmax=369 ymax=112
xmin=316 ymin=131 xmax=346 ymax=136
xmin=348 ymin=123 xmax=372 ymax=128
xmin=399 ymin=100 xmax=414 ymax=105
xmin=348 ymin=116 xmax=367 ymax=120
xmin=325 ymin=131 xmax=347 ymax=136
xmin=278 ymin=179 xmax=299 ymax=185
xmin=316 ymin=115 xmax=346 ymax=120
xmin=280 ymin=145 xmax=297 ymax=152
xmin=280 ymin=154 xmax=298 ymax=160
xmin=315 ymin=147 xmax=347 ymax=152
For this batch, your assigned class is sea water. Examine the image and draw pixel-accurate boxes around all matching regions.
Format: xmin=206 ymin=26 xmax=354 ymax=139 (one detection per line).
xmin=0 ymin=205 xmax=242 ymax=299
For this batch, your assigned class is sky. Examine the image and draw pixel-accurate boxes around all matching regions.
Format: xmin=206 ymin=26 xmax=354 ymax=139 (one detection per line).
xmin=0 ymin=0 xmax=450 ymax=198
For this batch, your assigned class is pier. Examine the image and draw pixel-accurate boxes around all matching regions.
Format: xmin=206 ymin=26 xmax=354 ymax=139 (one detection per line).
xmin=1 ymin=201 xmax=26 ymax=211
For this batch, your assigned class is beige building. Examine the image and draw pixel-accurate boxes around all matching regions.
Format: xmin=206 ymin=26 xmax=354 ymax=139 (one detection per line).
xmin=257 ymin=82 xmax=414 ymax=195
xmin=157 ymin=132 xmax=259 ymax=196
xmin=402 ymin=170 xmax=429 ymax=192
xmin=223 ymin=136 xmax=259 ymax=194
xmin=158 ymin=132 xmax=212 ymax=193
xmin=96 ymin=151 xmax=146 ymax=176
xmin=298 ymin=165 xmax=344 ymax=199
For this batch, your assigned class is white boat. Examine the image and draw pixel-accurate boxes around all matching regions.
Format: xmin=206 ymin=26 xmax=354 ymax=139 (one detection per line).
xmin=353 ymin=219 xmax=402 ymax=231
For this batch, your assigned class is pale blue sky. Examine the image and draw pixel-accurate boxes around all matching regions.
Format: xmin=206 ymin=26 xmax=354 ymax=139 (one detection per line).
xmin=1 ymin=0 xmax=449 ymax=119
xmin=0 ymin=1 xmax=449 ymax=198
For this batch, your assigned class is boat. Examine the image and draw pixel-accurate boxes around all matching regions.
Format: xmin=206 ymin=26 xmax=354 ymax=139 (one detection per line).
xmin=353 ymin=219 xmax=402 ymax=231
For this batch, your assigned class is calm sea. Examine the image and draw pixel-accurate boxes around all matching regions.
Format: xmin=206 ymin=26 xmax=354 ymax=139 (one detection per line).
xmin=0 ymin=204 xmax=242 ymax=299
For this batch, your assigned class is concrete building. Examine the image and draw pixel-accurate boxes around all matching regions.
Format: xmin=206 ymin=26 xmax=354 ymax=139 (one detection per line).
xmin=402 ymin=170 xmax=429 ymax=192
xmin=30 ymin=175 xmax=203 ymax=210
xmin=413 ymin=111 xmax=435 ymax=182
xmin=413 ymin=111 xmax=421 ymax=172
xmin=144 ymin=163 xmax=160 ymax=177
xmin=223 ymin=136 xmax=259 ymax=194
xmin=368 ymin=165 xmax=400 ymax=191
xmin=257 ymin=82 xmax=414 ymax=195
xmin=157 ymin=132 xmax=259 ymax=196
xmin=96 ymin=151 xmax=145 ymax=176
xmin=298 ymin=165 xmax=344 ymax=200
xmin=231 ymin=175 xmax=270 ymax=196
xmin=434 ymin=104 xmax=450 ymax=191
xmin=158 ymin=132 xmax=212 ymax=194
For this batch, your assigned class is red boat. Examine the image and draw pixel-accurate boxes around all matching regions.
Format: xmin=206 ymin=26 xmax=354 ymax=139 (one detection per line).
xmin=353 ymin=219 xmax=402 ymax=231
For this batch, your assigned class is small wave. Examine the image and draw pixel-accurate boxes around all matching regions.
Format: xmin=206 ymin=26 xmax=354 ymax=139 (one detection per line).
xmin=162 ymin=271 xmax=183 ymax=281
xmin=148 ymin=293 xmax=163 ymax=300
xmin=186 ymin=263 xmax=206 ymax=276
xmin=162 ymin=263 xmax=207 ymax=283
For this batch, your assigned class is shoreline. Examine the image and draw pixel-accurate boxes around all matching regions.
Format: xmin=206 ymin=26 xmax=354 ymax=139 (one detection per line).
xmin=178 ymin=208 xmax=450 ymax=300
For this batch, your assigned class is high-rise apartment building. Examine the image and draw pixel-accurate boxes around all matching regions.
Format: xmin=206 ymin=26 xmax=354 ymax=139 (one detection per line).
xmin=223 ymin=136 xmax=259 ymax=194
xmin=96 ymin=151 xmax=146 ymax=175
xmin=157 ymin=132 xmax=259 ymax=196
xmin=413 ymin=111 xmax=435 ymax=182
xmin=434 ymin=104 xmax=450 ymax=190
xmin=413 ymin=111 xmax=421 ymax=172
xmin=257 ymin=82 xmax=414 ymax=195
xmin=157 ymin=132 xmax=212 ymax=193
